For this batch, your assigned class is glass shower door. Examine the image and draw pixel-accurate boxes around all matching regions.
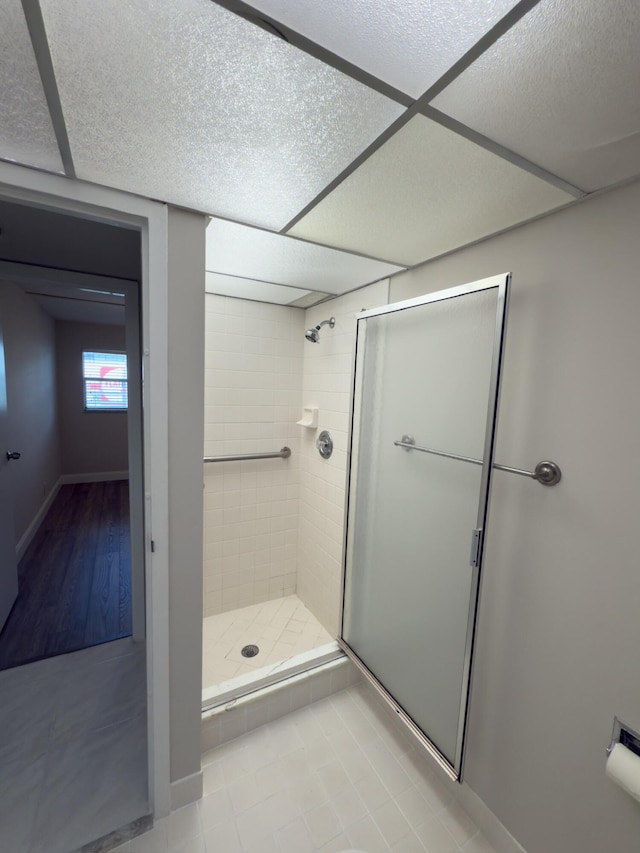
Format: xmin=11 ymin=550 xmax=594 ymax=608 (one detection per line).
xmin=340 ymin=274 xmax=510 ymax=780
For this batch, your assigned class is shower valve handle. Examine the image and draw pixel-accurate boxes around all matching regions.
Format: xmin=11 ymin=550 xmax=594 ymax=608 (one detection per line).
xmin=316 ymin=431 xmax=333 ymax=459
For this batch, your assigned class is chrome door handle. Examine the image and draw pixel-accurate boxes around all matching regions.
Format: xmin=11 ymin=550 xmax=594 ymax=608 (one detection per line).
xmin=6 ymin=451 xmax=21 ymax=461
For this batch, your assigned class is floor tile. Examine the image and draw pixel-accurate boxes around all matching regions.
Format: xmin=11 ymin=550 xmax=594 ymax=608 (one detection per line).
xmin=131 ymin=821 xmax=167 ymax=853
xmin=198 ymin=788 xmax=232 ymax=831
xmin=414 ymin=811 xmax=459 ymax=853
xmin=460 ymin=830 xmax=498 ymax=852
xmin=372 ymin=798 xmax=412 ymax=847
xmin=276 ymin=817 xmax=315 ymax=853
xmin=203 ymin=819 xmax=242 ymax=853
xmin=167 ymin=804 xmax=201 ymax=851
xmin=304 ymin=800 xmax=343 ymax=848
xmin=346 ymin=814 xmax=390 ymax=853
xmin=0 ymin=755 xmax=46 ymax=852
xmin=0 ymin=679 xmax=57 ymax=765
xmin=51 ymin=647 xmax=145 ymax=743
xmin=234 ymin=798 xmax=274 ymax=849
xmin=128 ymin=683 xmax=490 ymax=853
xmin=31 ymin=713 xmax=148 ymax=853
xmin=440 ymin=799 xmax=481 ymax=846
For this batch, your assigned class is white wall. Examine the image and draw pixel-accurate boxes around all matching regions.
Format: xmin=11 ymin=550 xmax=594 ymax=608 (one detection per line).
xmin=203 ymin=294 xmax=303 ymax=616
xmin=298 ymin=281 xmax=388 ymax=636
xmin=389 ymin=179 xmax=640 ymax=853
xmin=167 ymin=208 xmax=206 ymax=787
xmin=0 ymin=281 xmax=61 ymax=542
xmin=55 ymin=320 xmax=128 ymax=475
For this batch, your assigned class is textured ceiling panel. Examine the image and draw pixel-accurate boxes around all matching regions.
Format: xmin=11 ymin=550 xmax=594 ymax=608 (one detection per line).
xmin=206 ymin=218 xmax=403 ymax=293
xmin=242 ymin=0 xmax=519 ymax=98
xmin=206 ymin=271 xmax=312 ymax=304
xmin=432 ymin=0 xmax=640 ymax=191
xmin=39 ymin=0 xmax=403 ymax=229
xmin=0 ymin=1 xmax=63 ymax=172
xmin=288 ymin=116 xmax=574 ymax=266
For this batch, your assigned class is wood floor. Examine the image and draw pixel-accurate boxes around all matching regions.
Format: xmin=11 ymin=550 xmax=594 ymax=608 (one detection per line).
xmin=0 ymin=480 xmax=132 ymax=671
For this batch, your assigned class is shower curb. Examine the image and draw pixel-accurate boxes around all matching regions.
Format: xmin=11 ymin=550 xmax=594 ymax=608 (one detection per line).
xmin=201 ymin=655 xmax=360 ymax=752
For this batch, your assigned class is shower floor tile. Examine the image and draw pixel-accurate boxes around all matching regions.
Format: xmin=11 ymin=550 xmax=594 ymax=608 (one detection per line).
xmin=203 ymin=595 xmax=333 ymax=692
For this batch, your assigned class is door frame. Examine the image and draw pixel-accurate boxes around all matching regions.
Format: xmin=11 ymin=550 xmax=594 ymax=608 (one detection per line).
xmin=0 ymin=316 xmax=19 ymax=632
xmin=339 ymin=273 xmax=510 ymax=781
xmin=0 ymin=161 xmax=171 ymax=816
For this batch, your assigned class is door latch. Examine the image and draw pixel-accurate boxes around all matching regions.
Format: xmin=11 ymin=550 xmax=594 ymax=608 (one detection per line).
xmin=470 ymin=528 xmax=483 ymax=568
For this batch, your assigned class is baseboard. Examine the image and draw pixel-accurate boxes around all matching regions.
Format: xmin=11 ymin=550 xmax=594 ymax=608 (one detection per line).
xmin=60 ymin=470 xmax=129 ymax=484
xmin=455 ymin=783 xmax=527 ymax=853
xmin=16 ymin=476 xmax=62 ymax=561
xmin=170 ymin=771 xmax=203 ymax=811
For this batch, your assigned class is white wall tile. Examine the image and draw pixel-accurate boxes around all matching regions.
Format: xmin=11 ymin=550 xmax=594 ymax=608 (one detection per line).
xmin=203 ymin=294 xmax=304 ymax=616
xmin=298 ymin=281 xmax=389 ymax=635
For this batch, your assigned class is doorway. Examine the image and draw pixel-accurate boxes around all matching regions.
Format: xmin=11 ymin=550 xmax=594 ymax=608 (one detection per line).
xmin=0 ymin=264 xmax=144 ymax=669
xmin=0 ymin=197 xmax=152 ymax=853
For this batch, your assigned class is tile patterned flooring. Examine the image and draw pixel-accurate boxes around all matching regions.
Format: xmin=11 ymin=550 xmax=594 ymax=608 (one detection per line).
xmin=0 ymin=638 xmax=148 ymax=853
xmin=203 ymin=595 xmax=334 ymax=692
xmin=113 ymin=682 xmax=496 ymax=853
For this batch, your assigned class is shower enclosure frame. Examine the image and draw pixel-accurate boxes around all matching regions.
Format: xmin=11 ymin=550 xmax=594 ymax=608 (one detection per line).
xmin=338 ymin=273 xmax=510 ymax=782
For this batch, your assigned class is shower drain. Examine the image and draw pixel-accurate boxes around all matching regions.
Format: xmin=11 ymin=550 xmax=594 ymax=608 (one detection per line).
xmin=241 ymin=644 xmax=259 ymax=658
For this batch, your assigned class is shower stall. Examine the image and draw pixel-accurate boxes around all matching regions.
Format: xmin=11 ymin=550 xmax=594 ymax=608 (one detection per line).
xmin=340 ymin=274 xmax=510 ymax=779
xmin=202 ymin=272 xmax=523 ymax=778
xmin=201 ymin=292 xmax=352 ymax=711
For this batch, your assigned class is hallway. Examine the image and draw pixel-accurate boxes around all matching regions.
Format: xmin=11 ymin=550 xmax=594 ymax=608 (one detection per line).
xmin=0 ymin=480 xmax=132 ymax=671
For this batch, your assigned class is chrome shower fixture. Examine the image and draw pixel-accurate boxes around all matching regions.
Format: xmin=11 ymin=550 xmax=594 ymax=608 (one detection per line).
xmin=304 ymin=316 xmax=335 ymax=343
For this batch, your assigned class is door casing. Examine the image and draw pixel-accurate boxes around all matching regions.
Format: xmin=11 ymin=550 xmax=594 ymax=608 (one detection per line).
xmin=0 ymin=318 xmax=18 ymax=632
xmin=0 ymin=161 xmax=171 ymax=817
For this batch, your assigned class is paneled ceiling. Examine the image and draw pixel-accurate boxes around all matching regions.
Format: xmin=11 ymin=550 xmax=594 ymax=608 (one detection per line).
xmin=3 ymin=0 xmax=639 ymax=302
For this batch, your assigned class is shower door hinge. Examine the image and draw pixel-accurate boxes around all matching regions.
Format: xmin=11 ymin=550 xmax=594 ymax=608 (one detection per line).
xmin=470 ymin=528 xmax=483 ymax=568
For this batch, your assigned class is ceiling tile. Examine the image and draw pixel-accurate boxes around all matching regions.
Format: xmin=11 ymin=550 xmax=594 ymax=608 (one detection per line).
xmin=288 ymin=115 xmax=574 ymax=266
xmin=241 ymin=0 xmax=520 ymax=99
xmin=206 ymin=218 xmax=403 ymax=293
xmin=205 ymin=271 xmax=313 ymax=304
xmin=39 ymin=0 xmax=404 ymax=229
xmin=0 ymin=1 xmax=63 ymax=172
xmin=432 ymin=0 xmax=640 ymax=191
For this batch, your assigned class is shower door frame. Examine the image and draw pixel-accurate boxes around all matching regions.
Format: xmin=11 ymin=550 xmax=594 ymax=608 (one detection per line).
xmin=338 ymin=273 xmax=510 ymax=782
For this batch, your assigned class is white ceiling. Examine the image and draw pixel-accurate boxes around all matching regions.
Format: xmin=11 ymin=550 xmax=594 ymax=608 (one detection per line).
xmin=3 ymin=0 xmax=640 ymax=296
xmin=205 ymin=217 xmax=403 ymax=296
xmin=240 ymin=0 xmax=521 ymax=98
xmin=4 ymin=278 xmax=126 ymax=326
xmin=0 ymin=0 xmax=63 ymax=173
xmin=432 ymin=0 xmax=640 ymax=192
xmin=289 ymin=115 xmax=574 ymax=265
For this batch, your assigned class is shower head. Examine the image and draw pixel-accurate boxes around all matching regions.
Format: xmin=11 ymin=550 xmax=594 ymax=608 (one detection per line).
xmin=304 ymin=316 xmax=335 ymax=343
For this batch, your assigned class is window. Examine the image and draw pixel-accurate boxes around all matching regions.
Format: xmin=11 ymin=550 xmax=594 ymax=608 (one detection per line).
xmin=83 ymin=351 xmax=128 ymax=411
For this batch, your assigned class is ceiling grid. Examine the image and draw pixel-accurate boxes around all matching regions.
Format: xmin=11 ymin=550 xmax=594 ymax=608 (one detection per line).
xmin=21 ymin=0 xmax=76 ymax=177
xmin=0 ymin=0 xmax=64 ymax=174
xmin=3 ymin=0 xmax=640 ymax=297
